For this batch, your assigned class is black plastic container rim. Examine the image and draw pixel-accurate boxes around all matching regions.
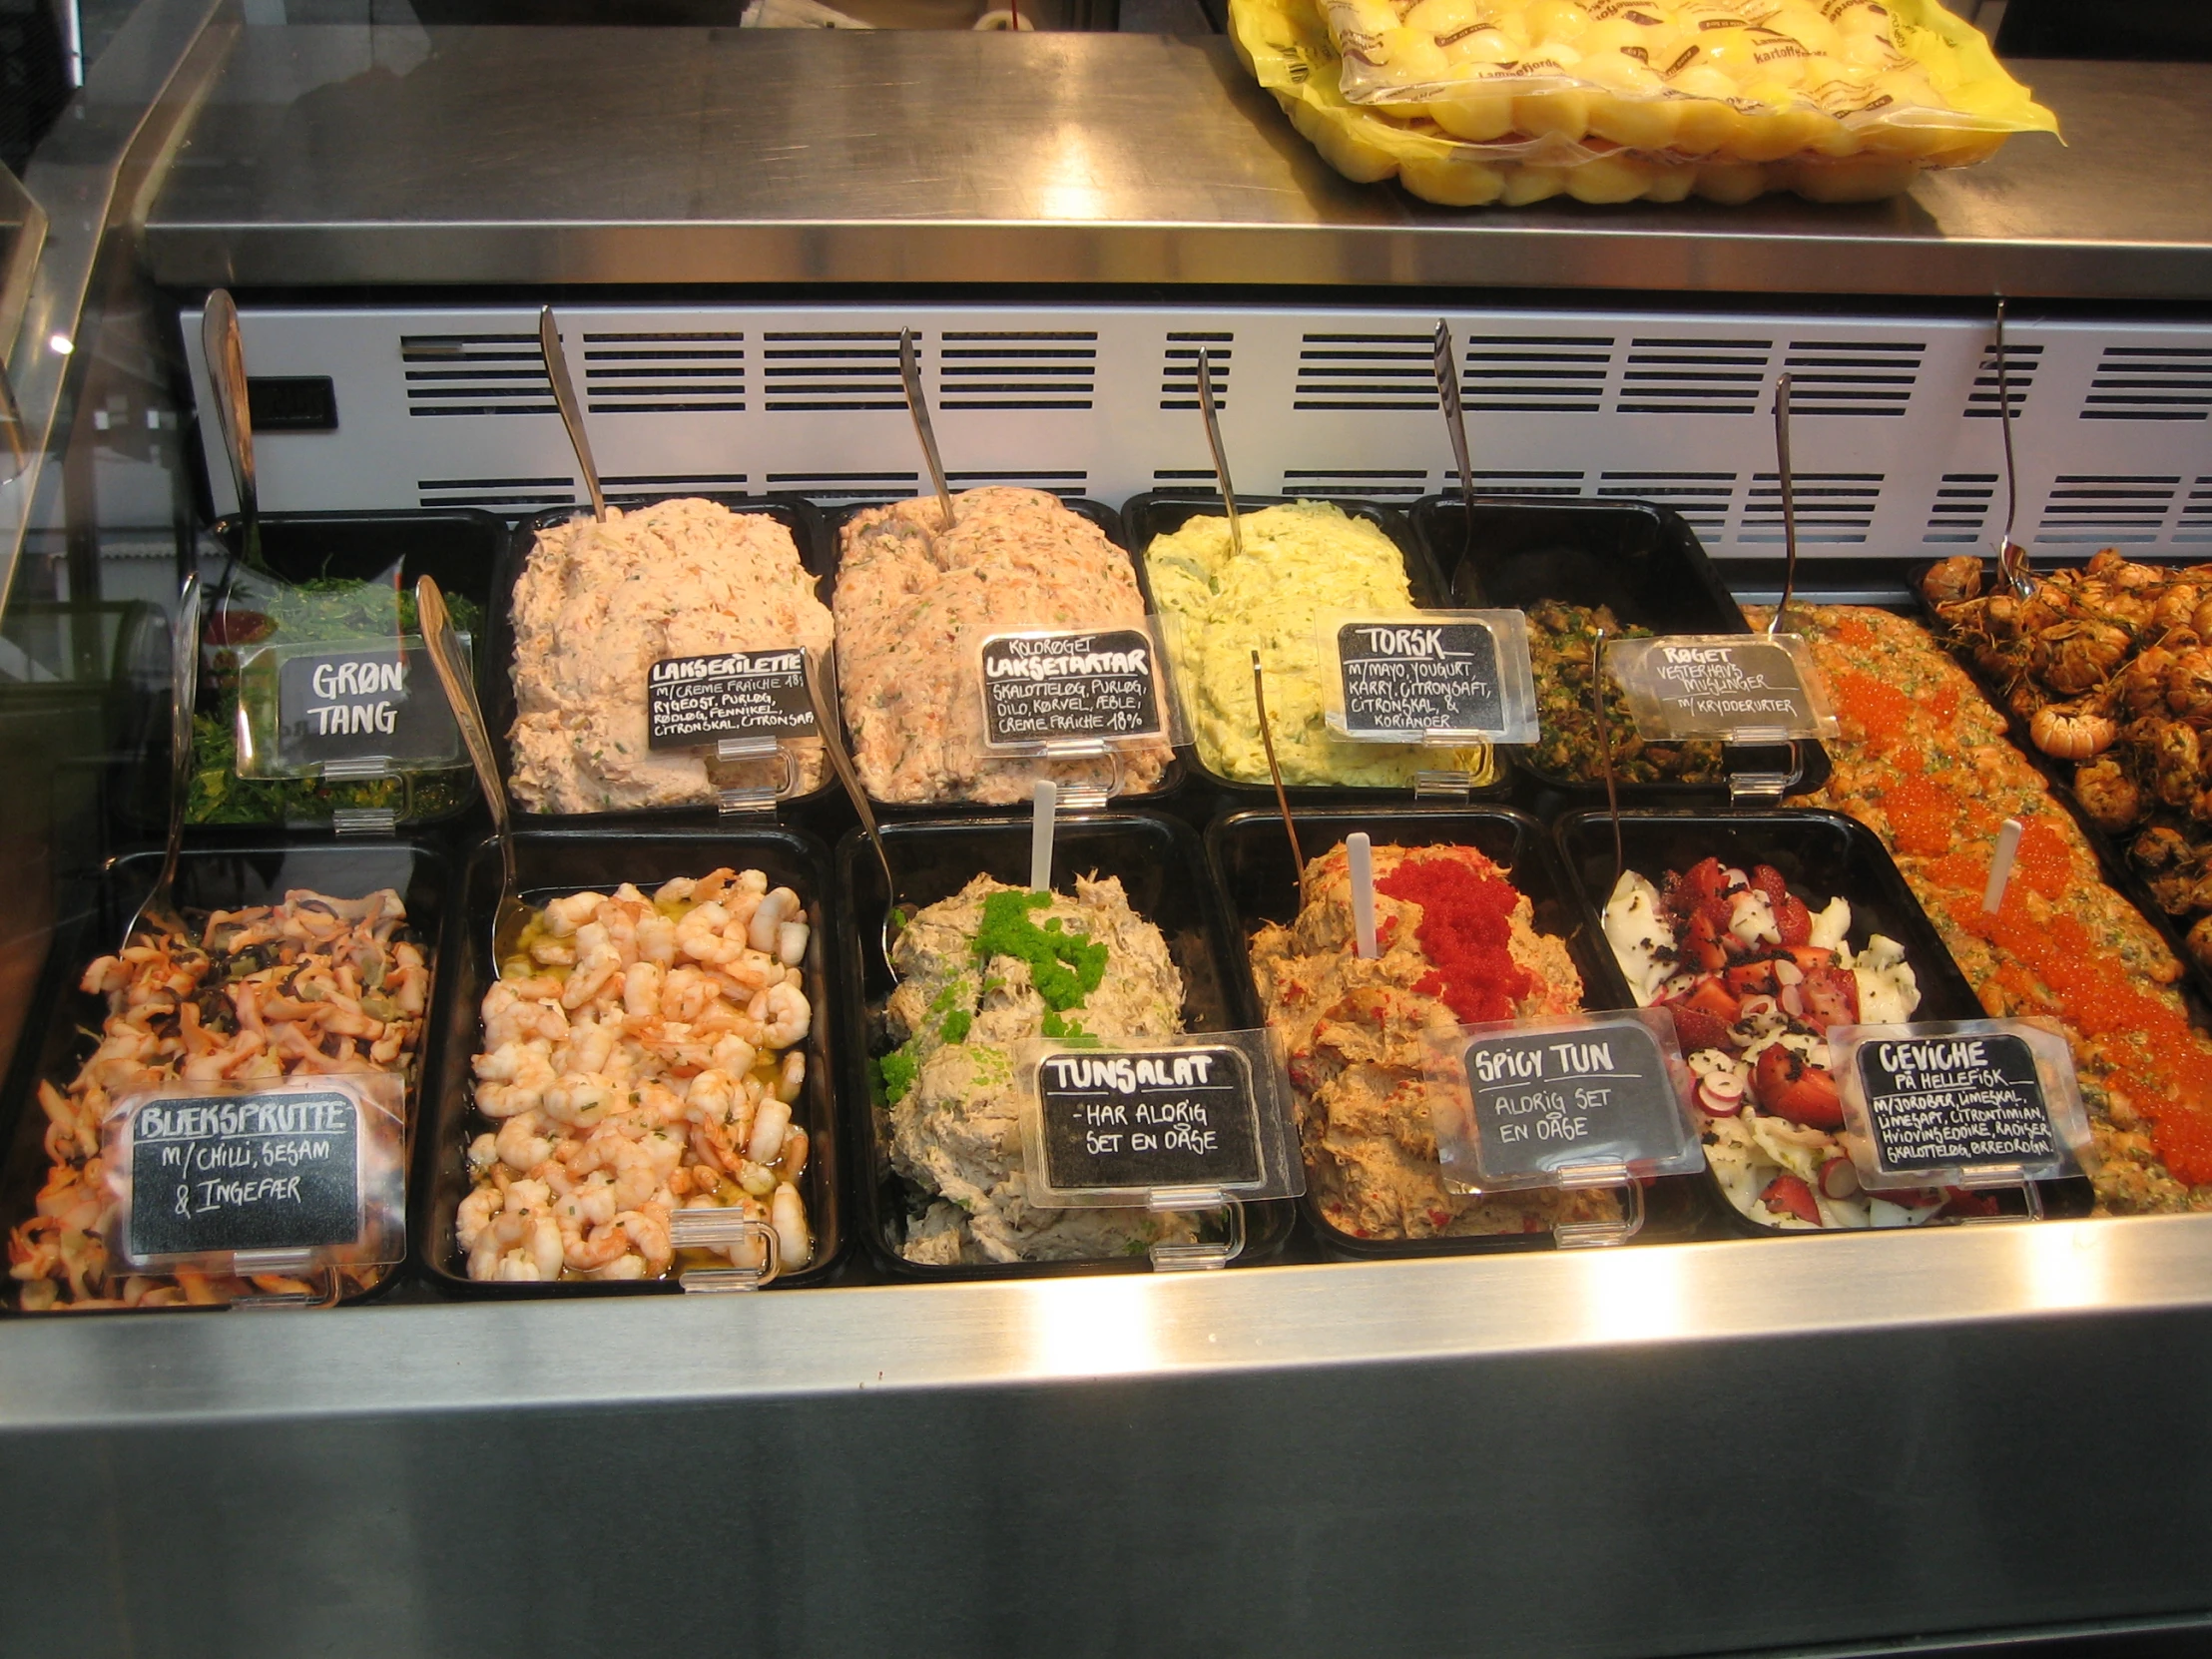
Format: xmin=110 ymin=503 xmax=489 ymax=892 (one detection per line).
xmin=1546 ymin=805 xmax=2048 ymax=1242
xmin=1408 ymin=490 xmax=1831 ymax=802
xmin=832 ymin=807 xmax=1292 ymax=1281
xmin=417 ymin=821 xmax=846 ymax=1296
xmin=818 ymin=494 xmax=1189 ymax=817
xmin=1118 ymin=491 xmax=1508 ymax=802
xmin=1202 ymin=802 xmax=1699 ymax=1259
xmin=484 ymin=492 xmax=838 ymax=825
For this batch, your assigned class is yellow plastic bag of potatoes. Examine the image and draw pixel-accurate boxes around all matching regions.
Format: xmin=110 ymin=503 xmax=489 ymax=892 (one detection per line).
xmin=1316 ymin=0 xmax=2055 ymax=164
xmin=1231 ymin=0 xmax=2053 ymax=203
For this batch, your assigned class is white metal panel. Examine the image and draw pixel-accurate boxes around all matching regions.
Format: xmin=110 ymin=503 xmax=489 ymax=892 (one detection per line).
xmin=184 ymin=303 xmax=2212 ymax=558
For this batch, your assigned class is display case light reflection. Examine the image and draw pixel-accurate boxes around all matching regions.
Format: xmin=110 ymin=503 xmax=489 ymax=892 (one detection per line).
xmin=2020 ymin=1219 xmax=2109 ymax=1312
xmin=1572 ymin=1247 xmax=1690 ymax=1344
xmin=1034 ymin=126 xmax=1108 ymax=222
xmin=1023 ymin=1276 xmax=1166 ymax=1378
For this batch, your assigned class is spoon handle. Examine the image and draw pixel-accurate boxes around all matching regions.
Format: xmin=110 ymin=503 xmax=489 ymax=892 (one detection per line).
xmin=155 ymin=569 xmax=203 ymax=906
xmin=1195 ymin=351 xmax=1242 ymax=561
xmin=539 ymin=305 xmax=606 ymax=522
xmin=417 ymin=576 xmax=513 ymax=896
xmin=201 ymin=290 xmax=261 ymax=567
xmin=899 ymin=329 xmax=956 ymax=529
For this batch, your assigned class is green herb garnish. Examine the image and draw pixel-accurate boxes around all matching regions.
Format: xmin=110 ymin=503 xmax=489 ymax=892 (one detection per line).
xmin=974 ymin=890 xmax=1108 ymax=1012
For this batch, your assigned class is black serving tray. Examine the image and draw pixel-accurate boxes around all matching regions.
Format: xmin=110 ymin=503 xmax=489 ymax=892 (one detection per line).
xmin=418 ymin=826 xmax=844 ymax=1296
xmin=821 ymin=494 xmax=1186 ymax=816
xmin=132 ymin=509 xmax=507 ymax=833
xmin=1410 ymin=493 xmax=1829 ymax=803
xmin=0 ymin=838 xmax=452 ymax=1312
xmin=1552 ymin=809 xmax=2090 ymax=1237
xmin=1120 ymin=492 xmax=1506 ymax=810
xmin=833 ymin=808 xmax=1291 ymax=1280
xmin=484 ymin=493 xmax=836 ymax=825
xmin=1207 ymin=804 xmax=1702 ymax=1258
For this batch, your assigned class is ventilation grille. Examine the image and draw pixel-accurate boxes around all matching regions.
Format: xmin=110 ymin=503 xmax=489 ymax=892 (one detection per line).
xmin=417 ymin=474 xmax=575 ymax=510
xmin=1161 ymin=333 xmax=1232 ymax=411
xmin=764 ymin=470 xmax=916 ymax=500
xmin=944 ymin=470 xmax=1089 ymax=496
xmin=1446 ymin=469 xmax=1588 ymax=496
xmin=1283 ymin=469 xmax=1426 ymax=499
xmin=2033 ymin=475 xmax=2179 ymax=544
xmin=762 ymin=332 xmax=904 ymax=412
xmin=2081 ymin=347 xmax=2212 ymax=421
xmin=1964 ymin=343 xmax=2041 ymax=419
xmin=1615 ymin=337 xmax=1772 ymax=416
xmin=1595 ymin=471 xmax=1737 ymax=536
xmin=402 ymin=334 xmax=551 ymax=417
xmin=1782 ymin=339 xmax=1921 ymax=417
xmin=1295 ymin=333 xmax=1433 ymax=411
xmin=1461 ymin=336 xmax=1611 ymax=413
xmin=938 ymin=331 xmax=1096 ymax=411
xmin=576 ymin=332 xmax=745 ymax=415
xmin=600 ymin=473 xmax=749 ymax=506
xmin=1924 ymin=472 xmax=1997 ymax=544
xmin=1741 ymin=472 xmax=1883 ymax=543
xmin=2180 ymin=477 xmax=2212 ymax=545
xmin=1149 ymin=469 xmax=1223 ymax=498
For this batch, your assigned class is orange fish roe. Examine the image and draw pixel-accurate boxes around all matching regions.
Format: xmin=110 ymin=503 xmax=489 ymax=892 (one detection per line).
xmin=1758 ymin=600 xmax=2212 ymax=1213
xmin=1375 ymin=855 xmax=1531 ymax=1024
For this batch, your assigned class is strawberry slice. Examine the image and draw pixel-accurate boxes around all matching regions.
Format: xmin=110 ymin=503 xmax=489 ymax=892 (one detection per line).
xmin=1725 ymin=959 xmax=1782 ymax=999
xmin=1667 ymin=857 xmax=1731 ymax=921
xmin=1800 ymin=964 xmax=1860 ymax=1033
xmin=1776 ymin=893 xmax=1814 ymax=947
xmin=1685 ymin=908 xmax=1730 ymax=972
xmin=1785 ymin=944 xmax=1838 ymax=972
xmin=1759 ymin=1173 xmax=1823 ymax=1226
xmin=1942 ymin=1186 xmax=2003 ymax=1218
xmin=1682 ymin=976 xmax=1743 ymax=1026
xmin=1751 ymin=864 xmax=1790 ymax=907
xmin=1668 ymin=1004 xmax=1734 ymax=1053
xmin=1753 ymin=1045 xmax=1845 ymax=1130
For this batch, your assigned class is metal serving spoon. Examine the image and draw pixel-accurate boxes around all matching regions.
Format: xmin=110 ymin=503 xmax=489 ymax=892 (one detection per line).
xmin=898 ymin=328 xmax=956 ymax=530
xmin=1991 ymin=296 xmax=2033 ymax=601
xmin=201 ymin=290 xmax=262 ymax=571
xmin=540 ymin=305 xmax=607 ymax=523
xmin=1194 ymin=351 xmax=1243 ymax=561
xmin=417 ymin=575 xmax=528 ymax=964
xmin=119 ymin=569 xmax=203 ymax=951
xmin=803 ymin=646 xmax=906 ymax=979
xmin=1767 ymin=372 xmax=1800 ymax=638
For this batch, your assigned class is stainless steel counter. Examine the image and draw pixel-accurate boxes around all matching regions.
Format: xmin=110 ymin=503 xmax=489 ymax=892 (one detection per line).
xmin=7 ymin=1215 xmax=2212 ymax=1657
xmin=141 ymin=27 xmax=2212 ymax=300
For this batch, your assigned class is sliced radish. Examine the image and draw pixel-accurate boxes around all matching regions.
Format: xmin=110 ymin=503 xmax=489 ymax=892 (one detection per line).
xmin=1779 ymin=984 xmax=1806 ymax=1017
xmin=1697 ymin=1076 xmax=1746 ymax=1116
xmin=1818 ymin=1156 xmax=1861 ymax=1200
xmin=1773 ymin=957 xmax=1805 ymax=986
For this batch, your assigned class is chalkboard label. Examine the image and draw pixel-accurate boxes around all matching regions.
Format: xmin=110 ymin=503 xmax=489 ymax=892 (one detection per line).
xmin=126 ymin=1089 xmax=361 ymax=1260
xmin=979 ymin=628 xmax=1163 ymax=750
xmin=1611 ymin=635 xmax=1835 ymax=743
xmin=647 ymin=648 xmax=817 ymax=751
xmin=1450 ymin=1014 xmax=1699 ymax=1190
xmin=1036 ymin=1046 xmax=1263 ymax=1193
xmin=1854 ymin=1033 xmax=2057 ymax=1173
xmin=273 ymin=640 xmax=461 ymax=770
xmin=1335 ymin=619 xmax=1503 ymax=737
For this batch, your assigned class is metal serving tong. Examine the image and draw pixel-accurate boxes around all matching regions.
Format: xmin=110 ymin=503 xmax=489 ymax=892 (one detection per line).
xmin=120 ymin=570 xmax=203 ymax=951
xmin=540 ymin=305 xmax=607 ymax=522
xmin=1991 ymin=297 xmax=2033 ymax=600
xmin=417 ymin=575 xmax=528 ymax=964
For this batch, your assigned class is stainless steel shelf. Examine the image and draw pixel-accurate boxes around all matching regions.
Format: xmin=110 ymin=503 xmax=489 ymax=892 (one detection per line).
xmin=141 ymin=28 xmax=2212 ymax=299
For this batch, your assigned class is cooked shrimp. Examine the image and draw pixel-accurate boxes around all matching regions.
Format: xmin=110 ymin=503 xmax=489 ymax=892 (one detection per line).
xmin=762 ymin=982 xmax=811 ymax=1047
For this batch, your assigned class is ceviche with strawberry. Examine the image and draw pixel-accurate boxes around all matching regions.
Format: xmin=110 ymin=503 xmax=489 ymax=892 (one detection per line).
xmin=1602 ymin=856 xmax=1994 ymax=1232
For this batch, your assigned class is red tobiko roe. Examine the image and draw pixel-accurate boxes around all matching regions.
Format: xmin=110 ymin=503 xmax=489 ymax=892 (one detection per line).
xmin=1374 ymin=854 xmax=1531 ymax=1024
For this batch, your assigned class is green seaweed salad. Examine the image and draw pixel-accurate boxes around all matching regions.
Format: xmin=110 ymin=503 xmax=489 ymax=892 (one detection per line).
xmin=188 ymin=572 xmax=483 ymax=826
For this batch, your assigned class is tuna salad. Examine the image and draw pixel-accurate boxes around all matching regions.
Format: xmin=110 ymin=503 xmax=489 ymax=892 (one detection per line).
xmin=875 ymin=872 xmax=1206 ymax=1264
xmin=1250 ymin=840 xmax=1621 ymax=1241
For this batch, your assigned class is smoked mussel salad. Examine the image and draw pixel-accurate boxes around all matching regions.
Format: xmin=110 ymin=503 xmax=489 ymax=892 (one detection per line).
xmin=1524 ymin=600 xmax=1725 ymax=786
xmin=460 ymin=869 xmax=815 ymax=1283
xmin=10 ymin=888 xmax=428 ymax=1309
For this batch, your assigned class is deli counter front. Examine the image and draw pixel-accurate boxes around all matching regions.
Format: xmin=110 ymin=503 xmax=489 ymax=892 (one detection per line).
xmin=4 ymin=2 xmax=2212 ymax=1654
